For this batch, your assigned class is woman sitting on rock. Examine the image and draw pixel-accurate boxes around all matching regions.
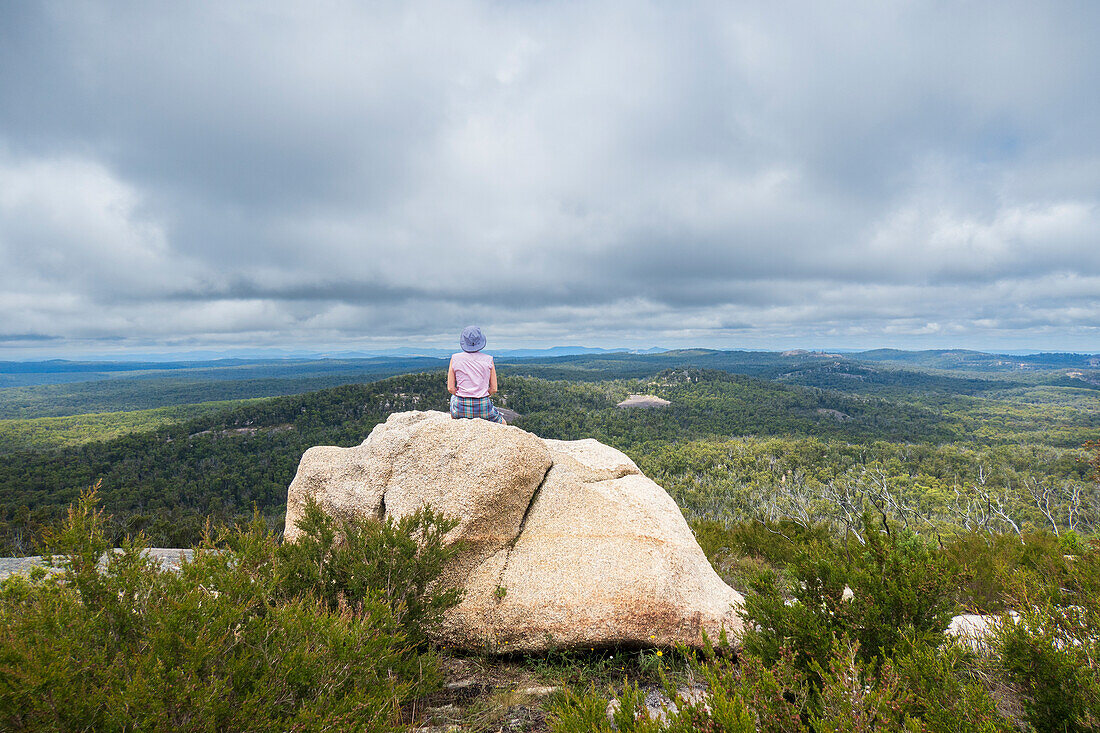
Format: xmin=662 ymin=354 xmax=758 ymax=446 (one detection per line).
xmin=448 ymin=326 xmax=507 ymax=424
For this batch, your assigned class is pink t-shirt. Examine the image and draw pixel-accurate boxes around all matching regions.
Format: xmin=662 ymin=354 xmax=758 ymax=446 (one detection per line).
xmin=451 ymin=351 xmax=494 ymax=397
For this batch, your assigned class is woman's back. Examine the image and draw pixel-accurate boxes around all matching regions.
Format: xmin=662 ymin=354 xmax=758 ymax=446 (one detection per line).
xmin=450 ymin=351 xmax=494 ymax=398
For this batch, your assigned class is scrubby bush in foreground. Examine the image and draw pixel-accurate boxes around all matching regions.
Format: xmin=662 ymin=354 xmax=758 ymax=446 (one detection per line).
xmin=548 ymin=631 xmax=1012 ymax=732
xmin=742 ymin=518 xmax=958 ymax=681
xmin=547 ymin=635 xmax=972 ymax=733
xmin=994 ymin=546 xmax=1100 ymax=732
xmin=0 ymin=491 xmax=461 ymax=731
xmin=550 ymin=519 xmax=1019 ymax=732
xmin=277 ymin=499 xmax=461 ymax=647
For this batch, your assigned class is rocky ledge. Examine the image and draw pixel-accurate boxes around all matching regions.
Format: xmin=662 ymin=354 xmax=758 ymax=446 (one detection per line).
xmin=0 ymin=548 xmax=195 ymax=582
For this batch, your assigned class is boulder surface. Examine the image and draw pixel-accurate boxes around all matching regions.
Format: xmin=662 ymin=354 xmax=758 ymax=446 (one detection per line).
xmin=285 ymin=411 xmax=744 ymax=652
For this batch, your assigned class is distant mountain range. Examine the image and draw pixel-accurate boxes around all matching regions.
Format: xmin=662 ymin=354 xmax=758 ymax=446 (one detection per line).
xmin=0 ymin=346 xmax=671 ymax=364
xmin=0 ymin=348 xmax=1096 ymax=376
xmin=320 ymin=346 xmax=671 ymax=359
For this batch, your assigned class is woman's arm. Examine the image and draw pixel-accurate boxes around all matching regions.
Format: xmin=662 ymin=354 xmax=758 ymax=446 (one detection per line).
xmin=447 ymin=363 xmax=457 ymax=395
xmin=488 ymin=365 xmax=498 ymax=395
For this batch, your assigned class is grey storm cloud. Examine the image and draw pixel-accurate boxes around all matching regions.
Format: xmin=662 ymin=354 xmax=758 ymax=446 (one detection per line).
xmin=0 ymin=0 xmax=1098 ymax=354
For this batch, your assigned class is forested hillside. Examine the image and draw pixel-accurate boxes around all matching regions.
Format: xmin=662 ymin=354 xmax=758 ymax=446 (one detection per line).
xmin=0 ymin=358 xmax=450 ymax=419
xmin=0 ymin=359 xmax=1096 ymax=554
xmin=6 ymin=348 xmax=1095 ymax=418
xmin=0 ymin=399 xmax=259 ymax=452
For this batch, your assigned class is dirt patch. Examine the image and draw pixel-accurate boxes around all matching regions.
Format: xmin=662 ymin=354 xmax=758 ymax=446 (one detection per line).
xmin=409 ymin=654 xmax=557 ymax=732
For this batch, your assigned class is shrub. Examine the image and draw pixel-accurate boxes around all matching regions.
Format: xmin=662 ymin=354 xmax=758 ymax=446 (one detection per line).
xmin=891 ymin=634 xmax=1011 ymax=733
xmin=847 ymin=527 xmax=957 ymax=662
xmin=807 ymin=640 xmax=919 ymax=733
xmin=0 ymin=490 xmax=455 ymax=731
xmin=691 ymin=518 xmax=835 ymax=568
xmin=545 ymin=647 xmax=779 ymax=733
xmin=546 ymin=636 xmax=943 ymax=733
xmin=741 ymin=542 xmax=850 ymax=686
xmin=940 ymin=530 xmax=1073 ymax=613
xmin=602 ymin=676 xmax=758 ymax=733
xmin=275 ymin=498 xmax=462 ymax=646
xmin=993 ymin=542 xmax=1100 ymax=732
xmin=742 ymin=517 xmax=957 ymax=685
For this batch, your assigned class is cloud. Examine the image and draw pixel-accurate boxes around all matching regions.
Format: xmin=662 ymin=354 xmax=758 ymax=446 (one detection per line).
xmin=0 ymin=0 xmax=1097 ymax=354
xmin=0 ymin=153 xmax=202 ymax=298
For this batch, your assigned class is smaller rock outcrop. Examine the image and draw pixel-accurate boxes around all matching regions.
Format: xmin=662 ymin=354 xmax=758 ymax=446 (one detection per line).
xmin=946 ymin=612 xmax=1019 ymax=651
xmin=0 ymin=549 xmax=194 ymax=582
xmin=616 ymin=394 xmax=671 ymax=409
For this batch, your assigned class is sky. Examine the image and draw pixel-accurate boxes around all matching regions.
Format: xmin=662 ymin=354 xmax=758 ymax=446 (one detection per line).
xmin=0 ymin=1 xmax=1098 ymax=358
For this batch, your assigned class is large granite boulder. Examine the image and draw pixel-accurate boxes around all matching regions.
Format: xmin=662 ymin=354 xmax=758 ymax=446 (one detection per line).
xmin=285 ymin=411 xmax=744 ymax=652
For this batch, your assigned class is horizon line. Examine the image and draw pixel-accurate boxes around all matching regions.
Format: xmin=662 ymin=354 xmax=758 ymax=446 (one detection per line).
xmin=1 ymin=344 xmax=1099 ymax=364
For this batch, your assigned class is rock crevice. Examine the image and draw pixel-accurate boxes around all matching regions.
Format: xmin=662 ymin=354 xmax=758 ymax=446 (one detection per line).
xmin=491 ymin=459 xmax=553 ymax=617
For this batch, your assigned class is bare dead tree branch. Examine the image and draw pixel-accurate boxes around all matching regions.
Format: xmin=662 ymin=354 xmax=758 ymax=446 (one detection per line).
xmin=1024 ymin=477 xmax=1060 ymax=536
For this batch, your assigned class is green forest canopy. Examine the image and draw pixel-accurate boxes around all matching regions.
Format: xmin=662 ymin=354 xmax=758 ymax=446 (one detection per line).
xmin=0 ymin=357 xmax=1095 ymax=553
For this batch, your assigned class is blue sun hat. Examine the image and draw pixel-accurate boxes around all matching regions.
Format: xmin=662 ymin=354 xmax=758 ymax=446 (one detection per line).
xmin=460 ymin=325 xmax=486 ymax=353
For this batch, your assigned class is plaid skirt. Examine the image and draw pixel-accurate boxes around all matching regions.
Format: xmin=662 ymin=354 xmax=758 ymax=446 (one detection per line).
xmin=450 ymin=394 xmax=505 ymax=423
